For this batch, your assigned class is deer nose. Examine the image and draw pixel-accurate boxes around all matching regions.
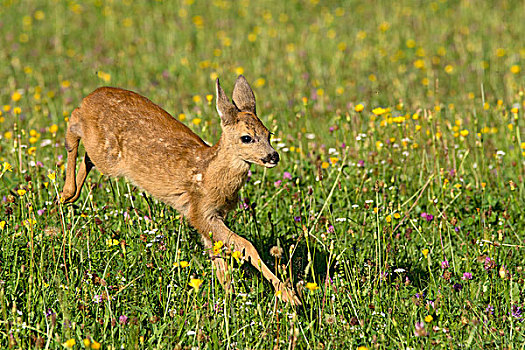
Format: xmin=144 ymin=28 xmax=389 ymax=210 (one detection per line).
xmin=268 ymin=151 xmax=279 ymax=164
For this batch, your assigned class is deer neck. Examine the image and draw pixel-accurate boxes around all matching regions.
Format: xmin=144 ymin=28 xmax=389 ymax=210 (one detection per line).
xmin=200 ymin=136 xmax=250 ymax=214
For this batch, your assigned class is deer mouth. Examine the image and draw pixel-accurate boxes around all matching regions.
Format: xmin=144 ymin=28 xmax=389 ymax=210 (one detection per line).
xmin=261 ymin=151 xmax=279 ymax=168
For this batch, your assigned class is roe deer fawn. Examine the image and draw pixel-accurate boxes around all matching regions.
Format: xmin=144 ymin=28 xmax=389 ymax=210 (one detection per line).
xmin=61 ymin=75 xmax=300 ymax=305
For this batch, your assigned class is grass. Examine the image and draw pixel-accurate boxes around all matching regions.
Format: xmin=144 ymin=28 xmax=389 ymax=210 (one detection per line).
xmin=0 ymin=0 xmax=524 ymax=348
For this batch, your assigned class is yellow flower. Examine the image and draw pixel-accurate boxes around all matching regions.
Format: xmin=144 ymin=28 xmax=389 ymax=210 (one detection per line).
xmin=306 ymin=282 xmax=319 ymax=291
xmin=422 ymin=249 xmax=429 ymax=258
xmin=213 ymin=240 xmax=223 ymax=255
xmin=178 ymin=113 xmax=186 ymax=121
xmin=0 ymin=221 xmax=6 ymax=230
xmin=189 ymin=278 xmax=203 ymax=290
xmin=28 ymin=147 xmax=37 ymax=155
xmin=192 ymin=95 xmax=201 ymax=104
xmin=254 ymin=78 xmax=266 ymax=87
xmin=2 ymin=162 xmax=13 ymax=172
xmin=385 ymin=215 xmax=392 ymax=223
xmin=206 ymin=94 xmax=213 ymax=103
xmin=357 ymin=347 xmax=368 ymax=350
xmin=62 ymin=339 xmax=76 ymax=348
xmin=355 ymin=103 xmax=364 ymax=112
xmin=49 ymin=124 xmax=59 ymax=133
xmin=424 ymin=315 xmax=433 ymax=323
xmin=510 ymin=65 xmax=521 ymax=74
xmin=511 ymin=107 xmax=519 ymax=114
xmin=97 ymin=71 xmax=111 ymax=83
xmin=106 ymin=239 xmax=119 ymax=246
xmin=61 ymin=80 xmax=71 ymax=88
xmin=12 ymin=91 xmax=22 ymax=102
xmin=372 ymin=107 xmax=387 ymax=116
xmin=13 ymin=107 xmax=21 ymax=115
xmin=91 ymin=341 xmax=101 ymax=350
xmin=235 ymin=66 xmax=244 ymax=75
xmin=82 ymin=338 xmax=91 ymax=347
xmin=192 ymin=118 xmax=201 ymax=126
xmin=520 ymin=142 xmax=525 ymax=150
xmin=393 ymin=213 xmax=401 ymax=219
xmin=460 ymin=129 xmax=469 ymax=137
xmin=232 ymin=250 xmax=242 ymax=263
xmin=329 ymin=157 xmax=339 ymax=165
xmin=180 ymin=261 xmax=190 ymax=268
xmin=47 ymin=172 xmax=56 ymax=181
xmin=321 ymin=161 xmax=329 ymax=169
xmin=444 ymin=65 xmax=454 ymax=74
xmin=17 ymin=189 xmax=26 ymax=196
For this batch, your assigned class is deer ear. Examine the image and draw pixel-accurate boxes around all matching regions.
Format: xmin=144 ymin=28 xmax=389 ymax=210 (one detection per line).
xmin=216 ymin=78 xmax=238 ymax=125
xmin=232 ymin=75 xmax=256 ymax=114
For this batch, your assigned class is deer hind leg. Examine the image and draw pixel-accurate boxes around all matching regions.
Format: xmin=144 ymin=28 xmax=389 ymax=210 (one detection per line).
xmin=61 ymin=125 xmax=81 ymax=203
xmin=211 ymin=220 xmax=301 ymax=305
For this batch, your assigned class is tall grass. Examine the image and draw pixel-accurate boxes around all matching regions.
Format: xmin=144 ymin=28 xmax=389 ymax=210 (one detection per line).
xmin=0 ymin=0 xmax=524 ymax=348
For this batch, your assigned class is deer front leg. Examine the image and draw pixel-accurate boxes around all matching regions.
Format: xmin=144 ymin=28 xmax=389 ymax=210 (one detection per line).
xmin=209 ymin=218 xmax=301 ymax=305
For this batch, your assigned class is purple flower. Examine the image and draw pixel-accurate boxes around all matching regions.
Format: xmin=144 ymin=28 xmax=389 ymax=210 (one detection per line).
xmin=421 ymin=212 xmax=434 ymax=222
xmin=274 ymin=180 xmax=282 ymax=187
xmin=93 ymin=295 xmax=103 ymax=303
xmin=511 ymin=305 xmax=523 ymax=320
xmin=119 ymin=315 xmax=128 ymax=325
xmin=327 ymin=225 xmax=335 ymax=234
xmin=453 ymin=283 xmax=463 ymax=292
xmin=441 ymin=260 xmax=449 ymax=269
xmin=294 ymin=216 xmax=301 ymax=222
xmin=485 ymin=305 xmax=494 ymax=315
xmin=45 ymin=309 xmax=55 ymax=317
xmin=341 ymin=142 xmax=346 ymax=148
xmin=426 ymin=300 xmax=435 ymax=310
xmin=37 ymin=209 xmax=46 ymax=216
xmin=283 ymin=172 xmax=292 ymax=180
xmin=462 ymin=272 xmax=473 ymax=280
xmin=357 ymin=160 xmax=365 ymax=167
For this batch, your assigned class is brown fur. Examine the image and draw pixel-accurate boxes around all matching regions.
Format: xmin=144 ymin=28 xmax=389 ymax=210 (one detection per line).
xmin=61 ymin=75 xmax=300 ymax=305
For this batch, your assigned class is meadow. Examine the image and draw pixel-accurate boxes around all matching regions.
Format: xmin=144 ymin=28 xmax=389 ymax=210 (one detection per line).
xmin=0 ymin=0 xmax=524 ymax=348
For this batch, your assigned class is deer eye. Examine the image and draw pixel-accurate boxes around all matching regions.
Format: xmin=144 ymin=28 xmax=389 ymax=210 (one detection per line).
xmin=240 ymin=135 xmax=253 ymax=144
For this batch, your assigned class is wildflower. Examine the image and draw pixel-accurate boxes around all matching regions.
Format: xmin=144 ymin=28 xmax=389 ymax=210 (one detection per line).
xmin=2 ymin=162 xmax=13 ymax=172
xmin=321 ymin=161 xmax=329 ymax=169
xmin=0 ymin=221 xmax=6 ymax=230
xmin=499 ymin=265 xmax=507 ymax=279
xmin=12 ymin=91 xmax=22 ymax=102
xmin=283 ymin=171 xmax=292 ymax=180
xmin=303 ymin=282 xmax=320 ymax=294
xmin=484 ymin=257 xmax=496 ymax=271
xmin=355 ymin=103 xmax=364 ymax=112
xmin=47 ymin=172 xmax=56 ymax=181
xmin=213 ymin=241 xmax=223 ymax=255
xmin=83 ymin=338 xmax=91 ymax=347
xmin=49 ymin=124 xmax=59 ymax=133
xmin=386 ymin=215 xmax=392 ymax=223
xmin=420 ymin=212 xmax=434 ymax=222
xmin=510 ymin=65 xmax=521 ymax=74
xmin=414 ymin=321 xmax=427 ymax=337
xmin=462 ymin=272 xmax=473 ymax=280
xmin=17 ymin=189 xmax=27 ymax=196
xmin=91 ymin=341 xmax=101 ymax=349
xmin=485 ymin=305 xmax=494 ymax=315
xmin=393 ymin=213 xmax=401 ymax=219
xmin=511 ymin=305 xmax=523 ymax=320
xmin=329 ymin=157 xmax=339 ymax=165
xmin=357 ymin=346 xmax=368 ymax=350
xmin=441 ymin=260 xmax=449 ymax=269
xmin=192 ymin=118 xmax=201 ymax=125
xmin=460 ymin=129 xmax=469 ymax=137
xmin=97 ymin=71 xmax=111 ymax=82
xmin=424 ymin=315 xmax=433 ymax=323
xmin=270 ymin=246 xmax=283 ymax=258
xmin=421 ymin=249 xmax=429 ymax=258
xmin=119 ymin=315 xmax=128 ymax=325
xmin=273 ymin=179 xmax=282 ymax=187
xmin=325 ymin=314 xmax=336 ymax=325
xmin=62 ymin=338 xmax=76 ymax=348
xmin=189 ymin=278 xmax=203 ymax=290
xmin=106 ymin=239 xmax=119 ymax=247
xmin=294 ymin=216 xmax=301 ymax=222
xmin=327 ymin=225 xmax=335 ymax=234
xmin=232 ymin=250 xmax=242 ymax=263
xmin=372 ymin=107 xmax=387 ymax=116
xmin=178 ymin=113 xmax=186 ymax=121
